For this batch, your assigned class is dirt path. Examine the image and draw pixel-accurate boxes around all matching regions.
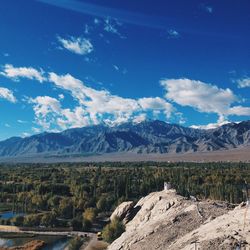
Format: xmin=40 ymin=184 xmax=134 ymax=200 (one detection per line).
xmin=81 ymin=234 xmax=109 ymax=250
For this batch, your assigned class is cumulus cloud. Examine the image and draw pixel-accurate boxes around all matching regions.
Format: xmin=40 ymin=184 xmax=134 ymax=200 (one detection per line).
xmin=1 ymin=64 xmax=45 ymax=82
xmin=162 ymin=78 xmax=250 ymax=128
xmin=29 ymin=96 xmax=90 ymax=130
xmin=30 ymin=96 xmax=61 ymax=118
xmin=161 ymin=78 xmax=237 ymax=121
xmin=227 ymin=106 xmax=250 ymax=116
xmin=133 ymin=113 xmax=147 ymax=123
xmin=57 ymin=36 xmax=93 ymax=55
xmin=236 ymin=77 xmax=250 ymax=88
xmin=0 ymin=87 xmax=17 ymax=103
xmin=138 ymin=97 xmax=173 ymax=118
xmin=26 ymin=72 xmax=174 ymax=131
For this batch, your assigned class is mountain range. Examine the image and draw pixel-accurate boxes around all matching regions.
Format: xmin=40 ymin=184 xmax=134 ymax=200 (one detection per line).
xmin=0 ymin=120 xmax=249 ymax=159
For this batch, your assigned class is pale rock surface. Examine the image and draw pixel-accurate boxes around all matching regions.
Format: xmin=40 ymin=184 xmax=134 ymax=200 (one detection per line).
xmin=110 ymin=201 xmax=134 ymax=222
xmin=108 ymin=190 xmax=249 ymax=250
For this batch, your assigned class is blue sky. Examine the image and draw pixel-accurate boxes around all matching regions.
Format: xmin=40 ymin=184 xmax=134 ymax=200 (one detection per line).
xmin=0 ymin=0 xmax=250 ymax=140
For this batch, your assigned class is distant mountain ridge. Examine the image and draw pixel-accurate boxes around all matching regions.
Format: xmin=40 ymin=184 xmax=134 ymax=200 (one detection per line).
xmin=0 ymin=120 xmax=250 ymax=158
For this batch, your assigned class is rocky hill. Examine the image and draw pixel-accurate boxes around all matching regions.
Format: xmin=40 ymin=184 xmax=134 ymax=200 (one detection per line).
xmin=0 ymin=120 xmax=249 ymax=158
xmin=108 ymin=189 xmax=250 ymax=250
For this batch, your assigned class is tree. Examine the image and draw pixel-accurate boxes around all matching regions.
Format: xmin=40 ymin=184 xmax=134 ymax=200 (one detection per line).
xmin=23 ymin=214 xmax=41 ymax=227
xmin=40 ymin=212 xmax=57 ymax=227
xmin=83 ymin=207 xmax=96 ymax=223
xmin=68 ymin=236 xmax=84 ymax=250
xmin=48 ymin=195 xmax=61 ymax=209
xmin=96 ymin=196 xmax=107 ymax=212
xmin=82 ymin=218 xmax=92 ymax=231
xmin=70 ymin=217 xmax=82 ymax=231
xmin=59 ymin=198 xmax=73 ymax=219
xmin=11 ymin=215 xmax=24 ymax=226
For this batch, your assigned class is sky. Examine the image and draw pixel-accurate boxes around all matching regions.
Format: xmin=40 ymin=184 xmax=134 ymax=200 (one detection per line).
xmin=0 ymin=0 xmax=250 ymax=140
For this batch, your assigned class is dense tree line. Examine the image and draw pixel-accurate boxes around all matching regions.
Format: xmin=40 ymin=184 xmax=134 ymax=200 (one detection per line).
xmin=0 ymin=162 xmax=249 ymax=230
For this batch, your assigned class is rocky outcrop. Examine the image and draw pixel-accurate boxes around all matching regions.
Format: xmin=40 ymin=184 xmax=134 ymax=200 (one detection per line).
xmin=110 ymin=201 xmax=134 ymax=222
xmin=108 ymin=190 xmax=250 ymax=250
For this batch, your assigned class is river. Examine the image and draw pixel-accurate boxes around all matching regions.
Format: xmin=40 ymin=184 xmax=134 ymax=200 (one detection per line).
xmin=0 ymin=211 xmax=25 ymax=220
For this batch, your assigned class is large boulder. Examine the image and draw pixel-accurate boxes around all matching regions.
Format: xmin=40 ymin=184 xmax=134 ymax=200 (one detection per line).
xmin=110 ymin=201 xmax=134 ymax=222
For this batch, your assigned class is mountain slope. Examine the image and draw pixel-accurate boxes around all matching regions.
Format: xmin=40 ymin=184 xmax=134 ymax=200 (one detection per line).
xmin=0 ymin=120 xmax=249 ymax=158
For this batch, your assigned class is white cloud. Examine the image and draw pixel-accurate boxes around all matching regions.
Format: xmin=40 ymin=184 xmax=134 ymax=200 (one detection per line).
xmin=103 ymin=18 xmax=124 ymax=38
xmin=190 ymin=120 xmax=231 ymax=130
xmin=1 ymin=64 xmax=45 ymax=82
xmin=48 ymin=72 xmax=141 ymax=125
xmin=236 ymin=77 xmax=250 ymax=88
xmin=113 ymin=65 xmax=119 ymax=71
xmin=29 ymin=96 xmax=92 ymax=130
xmin=161 ymin=78 xmax=237 ymax=120
xmin=27 ymin=72 xmax=175 ymax=131
xmin=161 ymin=78 xmax=250 ymax=126
xmin=84 ymin=24 xmax=91 ymax=35
xmin=34 ymin=96 xmax=61 ymax=115
xmin=113 ymin=65 xmax=127 ymax=74
xmin=57 ymin=36 xmax=93 ymax=55
xmin=167 ymin=29 xmax=180 ymax=39
xmin=49 ymin=73 xmax=173 ymax=117
xmin=32 ymin=127 xmax=41 ymax=133
xmin=227 ymin=106 xmax=250 ymax=116
xmin=22 ymin=132 xmax=30 ymax=138
xmin=0 ymin=87 xmax=16 ymax=103
xmin=94 ymin=18 xmax=100 ymax=25
xmin=17 ymin=119 xmax=27 ymax=124
xmin=138 ymin=97 xmax=173 ymax=118
xmin=133 ymin=113 xmax=147 ymax=123
xmin=104 ymin=18 xmax=118 ymax=33
xmin=58 ymin=94 xmax=64 ymax=100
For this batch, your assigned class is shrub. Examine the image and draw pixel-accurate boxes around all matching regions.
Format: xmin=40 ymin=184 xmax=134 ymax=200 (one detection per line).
xmin=11 ymin=215 xmax=24 ymax=226
xmin=71 ymin=217 xmax=82 ymax=231
xmin=68 ymin=236 xmax=84 ymax=250
xmin=102 ymin=217 xmax=125 ymax=243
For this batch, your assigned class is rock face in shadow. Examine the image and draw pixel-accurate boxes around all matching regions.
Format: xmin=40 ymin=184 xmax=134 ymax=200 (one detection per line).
xmin=108 ymin=190 xmax=250 ymax=250
xmin=0 ymin=120 xmax=249 ymax=158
